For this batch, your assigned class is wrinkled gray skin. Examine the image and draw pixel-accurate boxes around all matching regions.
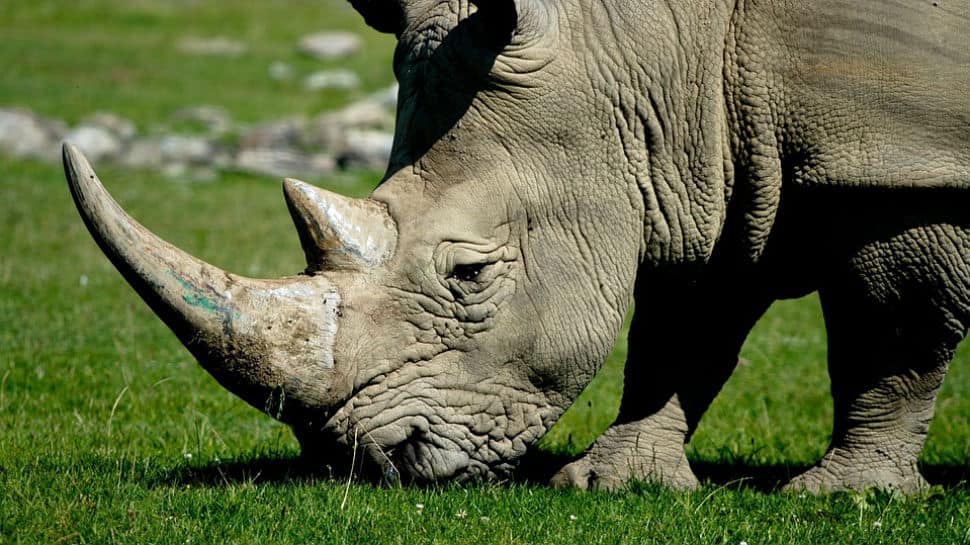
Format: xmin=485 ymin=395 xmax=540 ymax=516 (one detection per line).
xmin=65 ymin=0 xmax=969 ymax=493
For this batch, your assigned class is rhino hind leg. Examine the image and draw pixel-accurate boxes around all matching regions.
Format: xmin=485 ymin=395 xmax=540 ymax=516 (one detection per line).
xmin=551 ymin=276 xmax=771 ymax=491
xmin=786 ymin=223 xmax=970 ymax=494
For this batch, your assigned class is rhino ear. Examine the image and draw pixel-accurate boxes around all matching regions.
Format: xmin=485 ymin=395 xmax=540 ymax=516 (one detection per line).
xmin=471 ymin=0 xmax=519 ymax=40
xmin=348 ymin=0 xmax=405 ymax=34
xmin=470 ymin=0 xmax=552 ymax=50
xmin=348 ymin=0 xmax=543 ymax=40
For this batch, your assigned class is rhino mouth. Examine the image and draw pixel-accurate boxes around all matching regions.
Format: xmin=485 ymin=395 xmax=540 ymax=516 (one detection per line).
xmin=299 ymin=416 xmax=567 ymax=485
xmin=391 ymin=431 xmax=502 ymax=483
xmin=356 ymin=431 xmax=513 ymax=485
xmin=313 ymin=368 xmax=560 ymax=485
xmin=298 ymin=423 xmax=491 ymax=484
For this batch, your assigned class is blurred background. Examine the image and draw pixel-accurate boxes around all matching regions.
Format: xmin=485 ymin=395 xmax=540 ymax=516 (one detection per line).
xmin=1 ymin=0 xmax=399 ymax=188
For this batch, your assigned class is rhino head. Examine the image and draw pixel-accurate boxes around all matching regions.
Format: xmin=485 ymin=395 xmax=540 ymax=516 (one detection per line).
xmin=65 ymin=0 xmax=650 ymax=482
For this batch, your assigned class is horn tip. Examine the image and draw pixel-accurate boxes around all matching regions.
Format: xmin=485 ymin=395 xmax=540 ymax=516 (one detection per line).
xmin=62 ymin=141 xmax=86 ymax=172
xmin=282 ymin=178 xmax=323 ymax=214
xmin=62 ymin=141 xmax=98 ymax=195
xmin=283 ymin=177 xmax=313 ymax=196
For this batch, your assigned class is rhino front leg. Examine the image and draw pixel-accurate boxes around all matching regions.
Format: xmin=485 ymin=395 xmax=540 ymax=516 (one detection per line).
xmin=551 ymin=274 xmax=771 ymax=491
xmin=787 ymin=224 xmax=970 ymax=494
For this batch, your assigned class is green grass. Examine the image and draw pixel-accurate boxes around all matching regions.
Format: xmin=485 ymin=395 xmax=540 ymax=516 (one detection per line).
xmin=2 ymin=1 xmax=969 ymax=543
xmin=0 ymin=0 xmax=396 ymax=127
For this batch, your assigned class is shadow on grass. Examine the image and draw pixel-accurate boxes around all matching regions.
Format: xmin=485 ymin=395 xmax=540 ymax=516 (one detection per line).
xmin=519 ymin=450 xmax=970 ymax=492
xmin=693 ymin=462 xmax=970 ymax=492
xmin=157 ymin=450 xmax=970 ymax=493
xmin=157 ymin=453 xmax=345 ymax=488
xmin=923 ymin=465 xmax=970 ymax=490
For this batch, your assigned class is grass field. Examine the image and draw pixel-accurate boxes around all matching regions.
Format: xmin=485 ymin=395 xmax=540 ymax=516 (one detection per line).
xmin=2 ymin=1 xmax=969 ymax=543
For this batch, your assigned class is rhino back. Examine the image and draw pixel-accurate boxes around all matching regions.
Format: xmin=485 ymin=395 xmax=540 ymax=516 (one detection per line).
xmin=729 ymin=0 xmax=969 ymax=191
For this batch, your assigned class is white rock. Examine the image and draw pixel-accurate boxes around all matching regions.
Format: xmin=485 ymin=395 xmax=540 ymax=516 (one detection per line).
xmin=268 ymin=61 xmax=294 ymax=81
xmin=240 ymin=119 xmax=305 ymax=150
xmin=298 ymin=31 xmax=361 ymax=60
xmin=335 ymin=99 xmax=393 ymax=128
xmin=304 ymin=121 xmax=344 ymax=153
xmin=159 ymin=162 xmax=214 ymax=182
xmin=305 ymin=98 xmax=394 ymax=151
xmin=371 ymin=83 xmax=400 ymax=110
xmin=121 ymin=138 xmax=165 ymax=168
xmin=82 ymin=112 xmax=137 ymax=140
xmin=161 ymin=161 xmax=188 ymax=179
xmin=177 ymin=36 xmax=247 ymax=56
xmin=0 ymin=108 xmax=60 ymax=160
xmin=338 ymin=129 xmax=393 ymax=171
xmin=171 ymin=105 xmax=233 ymax=135
xmin=234 ymin=148 xmax=335 ymax=179
xmin=65 ymin=125 xmax=122 ymax=162
xmin=304 ymin=69 xmax=360 ymax=91
xmin=159 ymin=135 xmax=212 ymax=164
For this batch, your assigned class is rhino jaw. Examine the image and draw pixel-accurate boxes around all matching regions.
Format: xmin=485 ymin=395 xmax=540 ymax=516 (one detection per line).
xmin=62 ymin=143 xmax=374 ymax=420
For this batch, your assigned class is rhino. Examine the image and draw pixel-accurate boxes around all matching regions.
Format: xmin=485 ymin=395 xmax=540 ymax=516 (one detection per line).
xmin=64 ymin=0 xmax=969 ymax=493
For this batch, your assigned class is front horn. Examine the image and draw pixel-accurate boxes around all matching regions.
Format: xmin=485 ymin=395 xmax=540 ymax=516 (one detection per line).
xmin=63 ymin=143 xmax=347 ymax=420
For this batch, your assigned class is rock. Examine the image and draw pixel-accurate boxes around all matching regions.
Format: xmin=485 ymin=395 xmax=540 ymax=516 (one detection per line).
xmin=371 ymin=83 xmax=400 ymax=110
xmin=82 ymin=112 xmax=137 ymax=140
xmin=304 ymin=97 xmax=395 ymax=152
xmin=65 ymin=124 xmax=122 ymax=163
xmin=297 ymin=31 xmax=361 ymax=60
xmin=268 ymin=61 xmax=294 ymax=81
xmin=121 ymin=137 xmax=165 ymax=168
xmin=240 ymin=118 xmax=305 ymax=150
xmin=304 ymin=119 xmax=344 ymax=153
xmin=123 ymin=135 xmax=213 ymax=169
xmin=336 ymin=129 xmax=393 ymax=171
xmin=209 ymin=150 xmax=236 ymax=171
xmin=234 ymin=148 xmax=335 ymax=179
xmin=304 ymin=69 xmax=360 ymax=91
xmin=336 ymin=98 xmax=395 ymax=129
xmin=177 ymin=36 xmax=247 ymax=57
xmin=171 ymin=105 xmax=233 ymax=135
xmin=161 ymin=162 xmax=188 ymax=179
xmin=159 ymin=135 xmax=213 ymax=164
xmin=0 ymin=108 xmax=61 ymax=161
xmin=0 ymin=85 xmax=399 ymax=176
xmin=161 ymin=162 xmax=217 ymax=183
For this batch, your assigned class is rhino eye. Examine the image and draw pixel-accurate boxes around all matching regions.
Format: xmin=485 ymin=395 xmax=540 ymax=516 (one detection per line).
xmin=451 ymin=263 xmax=485 ymax=282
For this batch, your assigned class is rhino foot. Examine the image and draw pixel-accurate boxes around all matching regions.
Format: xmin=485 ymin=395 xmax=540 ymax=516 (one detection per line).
xmin=549 ymin=421 xmax=699 ymax=491
xmin=783 ymin=447 xmax=928 ymax=495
